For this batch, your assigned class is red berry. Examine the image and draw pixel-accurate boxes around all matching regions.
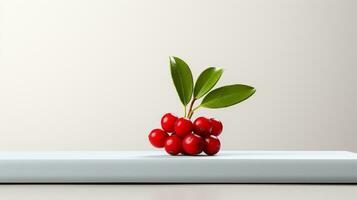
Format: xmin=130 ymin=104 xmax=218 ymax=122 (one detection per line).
xmin=203 ymin=135 xmax=221 ymax=155
xmin=210 ymin=118 xmax=223 ymax=136
xmin=164 ymin=135 xmax=182 ymax=155
xmin=148 ymin=129 xmax=169 ymax=148
xmin=174 ymin=117 xmax=193 ymax=137
xmin=182 ymin=133 xmax=204 ymax=155
xmin=161 ymin=113 xmax=178 ymax=133
xmin=193 ymin=117 xmax=212 ymax=136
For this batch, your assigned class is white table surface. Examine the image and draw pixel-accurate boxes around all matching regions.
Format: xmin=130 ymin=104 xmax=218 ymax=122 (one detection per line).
xmin=0 ymin=151 xmax=356 ymax=199
xmin=1 ymin=151 xmax=356 ymax=183
xmin=0 ymin=184 xmax=356 ymax=200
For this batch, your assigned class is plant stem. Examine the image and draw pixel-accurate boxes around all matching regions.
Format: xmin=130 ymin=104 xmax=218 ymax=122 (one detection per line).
xmin=188 ymin=105 xmax=201 ymax=119
xmin=187 ymin=98 xmax=196 ymax=119
xmin=184 ymin=106 xmax=187 ymax=117
xmin=188 ymin=111 xmax=193 ymax=119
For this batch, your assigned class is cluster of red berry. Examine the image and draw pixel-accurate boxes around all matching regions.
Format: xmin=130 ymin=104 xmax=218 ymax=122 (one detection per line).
xmin=148 ymin=113 xmax=223 ymax=156
xmin=147 ymin=57 xmax=255 ymax=156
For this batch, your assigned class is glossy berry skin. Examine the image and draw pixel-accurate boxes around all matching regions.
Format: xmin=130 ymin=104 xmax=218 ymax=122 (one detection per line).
xmin=148 ymin=129 xmax=169 ymax=148
xmin=182 ymin=133 xmax=204 ymax=155
xmin=203 ymin=135 xmax=221 ymax=155
xmin=193 ymin=117 xmax=212 ymax=136
xmin=161 ymin=113 xmax=178 ymax=133
xmin=174 ymin=118 xmax=193 ymax=138
xmin=210 ymin=118 xmax=223 ymax=136
xmin=164 ymin=135 xmax=182 ymax=155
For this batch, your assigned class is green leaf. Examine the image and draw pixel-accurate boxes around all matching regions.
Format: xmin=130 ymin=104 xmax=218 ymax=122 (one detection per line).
xmin=194 ymin=67 xmax=223 ymax=99
xmin=200 ymin=84 xmax=256 ymax=108
xmin=170 ymin=56 xmax=194 ymax=106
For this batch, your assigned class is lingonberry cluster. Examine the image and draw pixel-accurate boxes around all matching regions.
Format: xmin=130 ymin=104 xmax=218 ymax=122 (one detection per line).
xmin=148 ymin=113 xmax=222 ymax=156
xmin=148 ymin=56 xmax=255 ymax=156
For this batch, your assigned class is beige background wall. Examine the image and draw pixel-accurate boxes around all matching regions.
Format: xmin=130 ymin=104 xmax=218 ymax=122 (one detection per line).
xmin=0 ymin=0 xmax=356 ymax=151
